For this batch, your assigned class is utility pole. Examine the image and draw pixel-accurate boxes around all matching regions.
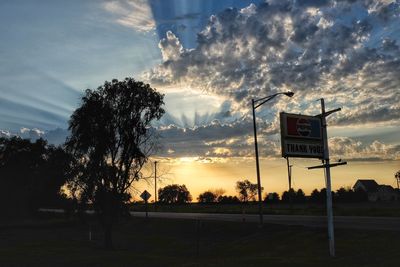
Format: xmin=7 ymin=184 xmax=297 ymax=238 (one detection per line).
xmin=286 ymin=157 xmax=293 ymax=211
xmin=320 ymin=98 xmax=335 ymax=257
xmin=395 ymin=171 xmax=400 ymax=190
xmin=307 ymin=99 xmax=344 ymax=257
xmin=154 ymin=161 xmax=158 ymax=206
xmin=286 ymin=157 xmax=292 ymax=191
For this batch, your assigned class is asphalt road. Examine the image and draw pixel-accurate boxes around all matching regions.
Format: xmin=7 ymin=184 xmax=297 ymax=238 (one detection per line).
xmin=131 ymin=211 xmax=400 ymax=231
xmin=39 ymin=208 xmax=400 ymax=231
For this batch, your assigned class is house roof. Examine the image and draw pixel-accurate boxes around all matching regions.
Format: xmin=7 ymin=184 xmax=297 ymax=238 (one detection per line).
xmin=378 ymin=185 xmax=395 ymax=191
xmin=354 ymin=179 xmax=379 ymax=192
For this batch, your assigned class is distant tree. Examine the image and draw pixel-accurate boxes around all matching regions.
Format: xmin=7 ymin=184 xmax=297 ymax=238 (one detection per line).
xmin=217 ymin=195 xmax=240 ymax=204
xmin=212 ymin=188 xmax=226 ymax=199
xmin=295 ymin=189 xmax=306 ymax=203
xmin=236 ymin=179 xmax=260 ymax=202
xmin=309 ymin=189 xmax=323 ymax=203
xmin=281 ymin=189 xmax=296 ymax=203
xmin=65 ymin=78 xmax=164 ymax=249
xmin=309 ymin=188 xmax=336 ymax=203
xmin=334 ymin=187 xmax=356 ymax=203
xmin=395 ymin=170 xmax=400 ymax=190
xmin=264 ymin=192 xmax=280 ymax=203
xmin=0 ymin=137 xmax=71 ymax=217
xmin=158 ymin=184 xmax=192 ymax=204
xmin=197 ymin=191 xmax=217 ymax=203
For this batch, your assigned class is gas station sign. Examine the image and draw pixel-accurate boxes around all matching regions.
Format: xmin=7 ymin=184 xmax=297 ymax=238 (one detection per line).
xmin=280 ymin=112 xmax=324 ymax=158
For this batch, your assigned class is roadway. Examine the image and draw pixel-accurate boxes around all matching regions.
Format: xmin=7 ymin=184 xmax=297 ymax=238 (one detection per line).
xmin=131 ymin=211 xmax=400 ymax=231
xmin=38 ymin=208 xmax=400 ymax=231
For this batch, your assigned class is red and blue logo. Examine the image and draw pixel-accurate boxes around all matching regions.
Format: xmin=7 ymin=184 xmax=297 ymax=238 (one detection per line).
xmin=286 ymin=117 xmax=321 ymax=139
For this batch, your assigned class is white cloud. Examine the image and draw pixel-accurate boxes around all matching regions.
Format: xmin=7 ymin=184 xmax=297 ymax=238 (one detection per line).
xmin=145 ymin=0 xmax=400 ymax=128
xmin=103 ymin=0 xmax=155 ymax=32
xmin=0 ymin=128 xmax=68 ymax=145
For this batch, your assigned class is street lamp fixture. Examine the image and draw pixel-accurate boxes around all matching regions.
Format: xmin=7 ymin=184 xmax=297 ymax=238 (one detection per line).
xmin=251 ymin=91 xmax=294 ymax=226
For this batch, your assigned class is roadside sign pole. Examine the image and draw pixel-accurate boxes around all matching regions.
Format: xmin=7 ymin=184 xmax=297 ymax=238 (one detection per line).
xmin=140 ymin=190 xmax=152 ymax=219
xmin=286 ymin=157 xmax=293 ymax=211
xmin=145 ymin=199 xmax=148 ymax=218
xmin=154 ymin=161 xmax=158 ymax=211
xmin=320 ymin=98 xmax=335 ymax=257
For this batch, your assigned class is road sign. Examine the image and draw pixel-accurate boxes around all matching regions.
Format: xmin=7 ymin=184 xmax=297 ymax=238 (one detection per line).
xmin=280 ymin=112 xmax=323 ymax=158
xmin=140 ymin=190 xmax=151 ymax=202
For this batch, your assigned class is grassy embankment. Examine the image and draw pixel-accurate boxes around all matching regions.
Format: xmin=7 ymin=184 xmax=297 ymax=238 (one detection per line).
xmin=0 ymin=214 xmax=399 ymax=266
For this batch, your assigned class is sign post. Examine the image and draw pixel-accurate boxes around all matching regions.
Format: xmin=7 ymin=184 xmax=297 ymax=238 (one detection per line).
xmin=320 ymin=98 xmax=335 ymax=257
xmin=280 ymin=99 xmax=343 ymax=257
xmin=140 ymin=190 xmax=151 ymax=218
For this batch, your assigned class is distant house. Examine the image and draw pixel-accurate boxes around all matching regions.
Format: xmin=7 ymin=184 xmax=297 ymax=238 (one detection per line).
xmin=353 ymin=179 xmax=399 ymax=202
xmin=353 ymin=179 xmax=379 ymax=193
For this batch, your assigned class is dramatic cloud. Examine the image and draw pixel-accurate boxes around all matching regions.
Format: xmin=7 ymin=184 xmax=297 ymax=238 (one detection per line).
xmin=158 ymin=121 xmax=400 ymax=160
xmin=103 ymin=0 xmax=156 ymax=32
xmin=0 ymin=128 xmax=69 ymax=145
xmin=329 ymin=136 xmax=400 ymax=160
xmin=146 ymin=0 xmax=400 ymax=126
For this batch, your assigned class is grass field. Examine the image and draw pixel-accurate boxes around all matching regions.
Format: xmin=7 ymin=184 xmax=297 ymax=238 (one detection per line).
xmin=1 ymin=215 xmax=399 ymax=267
xmin=130 ymin=202 xmax=400 ymax=217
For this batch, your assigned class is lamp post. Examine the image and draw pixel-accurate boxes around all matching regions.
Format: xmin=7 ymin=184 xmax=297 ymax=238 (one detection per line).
xmin=252 ymin=91 xmax=294 ymax=226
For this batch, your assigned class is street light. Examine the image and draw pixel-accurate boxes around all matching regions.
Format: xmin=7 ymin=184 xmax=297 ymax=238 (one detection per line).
xmin=252 ymin=91 xmax=294 ymax=226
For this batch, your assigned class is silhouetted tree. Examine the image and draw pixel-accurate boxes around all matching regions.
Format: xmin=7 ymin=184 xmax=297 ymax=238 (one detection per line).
xmin=212 ymin=188 xmax=226 ymax=199
xmin=65 ymin=78 xmax=164 ymax=249
xmin=158 ymin=184 xmax=192 ymax=204
xmin=217 ymin=195 xmax=240 ymax=204
xmin=334 ymin=187 xmax=352 ymax=203
xmin=334 ymin=187 xmax=368 ymax=203
xmin=281 ymin=189 xmax=296 ymax=203
xmin=309 ymin=189 xmax=323 ymax=203
xmin=264 ymin=192 xmax=280 ymax=203
xmin=0 ymin=137 xmax=71 ymax=217
xmin=236 ymin=179 xmax=260 ymax=202
xmin=295 ymin=189 xmax=306 ymax=203
xmin=197 ymin=191 xmax=217 ymax=203
xmin=309 ymin=188 xmax=336 ymax=204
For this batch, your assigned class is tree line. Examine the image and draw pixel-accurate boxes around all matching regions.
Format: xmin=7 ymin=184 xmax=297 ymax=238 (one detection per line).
xmin=155 ymin=179 xmax=369 ymax=204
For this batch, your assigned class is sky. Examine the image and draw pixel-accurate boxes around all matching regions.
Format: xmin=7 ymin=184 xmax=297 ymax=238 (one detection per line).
xmin=1 ymin=0 xmax=399 ymax=201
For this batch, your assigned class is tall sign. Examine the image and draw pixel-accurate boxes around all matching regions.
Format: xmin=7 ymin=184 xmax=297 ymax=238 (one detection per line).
xmin=280 ymin=113 xmax=323 ymax=158
xmin=280 ymin=100 xmax=342 ymax=257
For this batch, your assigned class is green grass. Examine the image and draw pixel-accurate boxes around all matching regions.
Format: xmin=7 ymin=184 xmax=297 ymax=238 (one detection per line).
xmin=0 ymin=216 xmax=399 ymax=266
xmin=130 ymin=202 xmax=400 ymax=217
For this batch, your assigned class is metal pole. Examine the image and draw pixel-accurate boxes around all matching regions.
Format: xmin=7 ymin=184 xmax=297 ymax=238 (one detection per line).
xmin=286 ymin=157 xmax=292 ymax=190
xmin=154 ymin=161 xmax=158 ymax=203
xmin=286 ymin=157 xmax=293 ymax=211
xmin=321 ymin=98 xmax=335 ymax=257
xmin=145 ymin=199 xmax=148 ymax=218
xmin=252 ymin=99 xmax=263 ymax=226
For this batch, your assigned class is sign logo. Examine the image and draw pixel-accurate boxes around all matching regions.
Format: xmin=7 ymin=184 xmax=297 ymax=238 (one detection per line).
xmin=286 ymin=116 xmax=322 ymax=139
xmin=297 ymin=118 xmax=311 ymax=136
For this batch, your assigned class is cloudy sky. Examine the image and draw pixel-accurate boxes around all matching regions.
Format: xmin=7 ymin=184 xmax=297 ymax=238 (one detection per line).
xmin=1 ymin=0 xmax=399 ymax=199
